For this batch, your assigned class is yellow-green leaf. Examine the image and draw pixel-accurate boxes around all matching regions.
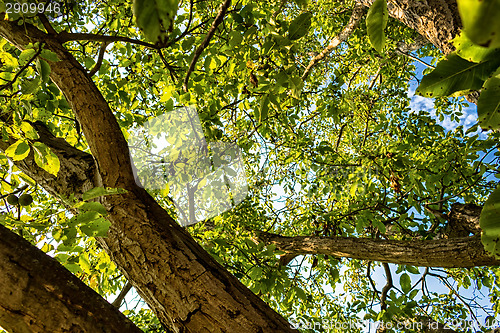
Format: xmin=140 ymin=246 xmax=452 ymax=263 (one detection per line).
xmin=33 ymin=142 xmax=60 ymax=176
xmin=5 ymin=140 xmax=30 ymax=161
xmin=458 ymin=0 xmax=500 ymax=48
xmin=366 ymin=0 xmax=388 ymax=53
xmin=20 ymin=121 xmax=39 ymax=140
xmin=478 ymin=67 xmax=500 ymax=130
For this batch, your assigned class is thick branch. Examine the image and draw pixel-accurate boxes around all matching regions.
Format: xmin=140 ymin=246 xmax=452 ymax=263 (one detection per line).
xmin=0 ymin=18 xmax=137 ymax=189
xmin=183 ymin=0 xmax=231 ymax=92
xmin=256 ymin=232 xmax=499 ymax=268
xmin=301 ymin=5 xmax=365 ymax=81
xmin=0 ymin=120 xmax=97 ymax=201
xmin=0 ymin=223 xmax=142 ymax=333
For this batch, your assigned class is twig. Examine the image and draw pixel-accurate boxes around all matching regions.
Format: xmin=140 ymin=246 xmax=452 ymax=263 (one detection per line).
xmin=0 ymin=46 xmax=42 ymax=91
xmin=166 ymin=0 xmax=194 ymax=47
xmin=367 ymin=261 xmax=380 ymax=293
xmin=0 ymin=185 xmax=29 ymax=200
xmin=112 ymin=281 xmax=133 ymax=308
xmin=158 ymin=49 xmax=180 ymax=82
xmin=301 ymin=4 xmax=364 ymax=81
xmin=182 ymin=0 xmax=232 ymax=92
xmin=396 ymin=50 xmax=435 ymax=69
xmin=88 ymin=41 xmax=109 ymax=77
xmin=335 ymin=123 xmax=347 ymax=152
xmin=380 ymin=263 xmax=393 ymax=311
xmin=37 ymin=13 xmax=57 ymax=35
xmin=57 ymin=32 xmax=159 ymax=49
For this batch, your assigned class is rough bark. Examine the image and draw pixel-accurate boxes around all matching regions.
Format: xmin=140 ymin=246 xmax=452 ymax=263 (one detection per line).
xmin=0 ymin=223 xmax=142 ymax=333
xmin=0 ymin=120 xmax=97 ymax=201
xmin=0 ymin=17 xmax=297 ymax=333
xmin=256 ymin=232 xmax=499 ymax=268
xmin=446 ymin=203 xmax=482 ymax=237
xmin=356 ymin=0 xmax=461 ymax=54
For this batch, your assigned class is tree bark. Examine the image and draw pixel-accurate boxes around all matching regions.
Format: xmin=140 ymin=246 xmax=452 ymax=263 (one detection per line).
xmin=0 ymin=17 xmax=297 ymax=333
xmin=0 ymin=223 xmax=143 ymax=333
xmin=256 ymin=232 xmax=499 ymax=268
xmin=356 ymin=0 xmax=461 ymax=54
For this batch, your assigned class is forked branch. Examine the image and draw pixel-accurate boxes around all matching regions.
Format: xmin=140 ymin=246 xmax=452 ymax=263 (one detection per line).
xmin=301 ymin=5 xmax=365 ymax=81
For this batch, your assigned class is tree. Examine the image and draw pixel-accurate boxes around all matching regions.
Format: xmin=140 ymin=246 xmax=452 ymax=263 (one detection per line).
xmin=0 ymin=0 xmax=499 ymax=332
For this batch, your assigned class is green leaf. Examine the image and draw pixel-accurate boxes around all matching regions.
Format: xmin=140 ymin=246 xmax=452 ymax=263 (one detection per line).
xmin=82 ymin=186 xmax=127 ymax=201
xmin=478 ymin=67 xmax=500 ymax=130
xmin=480 ymin=186 xmax=500 ymax=257
xmin=40 ymin=49 xmax=60 ymax=62
xmin=288 ymin=12 xmax=312 ymax=40
xmin=452 ymin=32 xmax=500 ymax=62
xmin=75 ymin=201 xmax=108 ymax=215
xmin=36 ymin=59 xmax=51 ymax=84
xmin=294 ymin=286 xmax=307 ymax=300
xmin=20 ymin=77 xmax=41 ymax=95
xmin=33 ymin=142 xmax=60 ymax=176
xmin=259 ymin=94 xmax=269 ymax=123
xmin=458 ymin=0 xmax=500 ymax=48
xmin=5 ymin=140 xmax=30 ymax=161
xmin=400 ymin=273 xmax=411 ymax=294
xmin=64 ymin=263 xmax=82 ymax=274
xmin=229 ymin=31 xmax=243 ymax=47
xmin=73 ymin=211 xmax=101 ymax=225
xmin=366 ymin=0 xmax=388 ymax=53
xmin=20 ymin=121 xmax=39 ymax=140
xmin=18 ymin=48 xmax=37 ymax=66
xmin=415 ymin=53 xmax=500 ymax=97
xmin=289 ymin=76 xmax=304 ymax=99
xmin=133 ymin=0 xmax=179 ymax=43
xmin=406 ymin=265 xmax=420 ymax=274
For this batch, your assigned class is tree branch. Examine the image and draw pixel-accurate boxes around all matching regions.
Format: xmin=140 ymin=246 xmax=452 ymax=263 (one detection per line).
xmin=255 ymin=232 xmax=499 ymax=268
xmin=112 ymin=281 xmax=133 ymax=308
xmin=183 ymin=0 xmax=232 ymax=92
xmin=56 ymin=31 xmax=159 ymax=49
xmin=0 ymin=45 xmax=42 ymax=91
xmin=0 ymin=223 xmax=142 ymax=333
xmin=301 ymin=5 xmax=365 ymax=81
xmin=380 ymin=263 xmax=393 ymax=311
xmin=88 ymin=41 xmax=109 ymax=77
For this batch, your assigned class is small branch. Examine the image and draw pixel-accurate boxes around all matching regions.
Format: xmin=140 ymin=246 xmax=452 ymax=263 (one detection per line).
xmin=88 ymin=41 xmax=109 ymax=77
xmin=37 ymin=13 xmax=57 ymax=35
xmin=182 ymin=0 xmax=232 ymax=92
xmin=0 ymin=46 xmax=42 ymax=91
xmin=112 ymin=281 xmax=133 ymax=308
xmin=367 ymin=261 xmax=379 ymax=293
xmin=166 ymin=0 xmax=194 ymax=47
xmin=335 ymin=123 xmax=347 ymax=152
xmin=396 ymin=50 xmax=435 ymax=69
xmin=57 ymin=32 xmax=159 ymax=49
xmin=301 ymin=4 xmax=364 ymax=81
xmin=0 ymin=185 xmax=29 ymax=200
xmin=380 ymin=263 xmax=393 ymax=311
xmin=158 ymin=49 xmax=180 ymax=82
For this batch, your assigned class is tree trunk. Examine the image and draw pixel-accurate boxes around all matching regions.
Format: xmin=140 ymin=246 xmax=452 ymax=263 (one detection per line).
xmin=0 ymin=223 xmax=142 ymax=333
xmin=0 ymin=17 xmax=296 ymax=333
